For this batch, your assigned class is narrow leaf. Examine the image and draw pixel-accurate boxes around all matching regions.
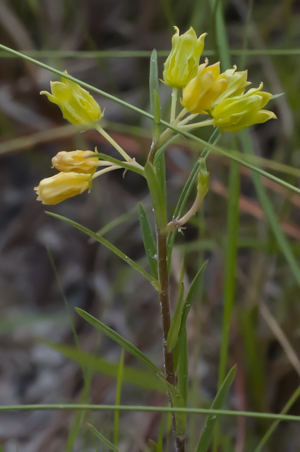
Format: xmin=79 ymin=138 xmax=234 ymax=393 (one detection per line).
xmin=75 ymin=308 xmax=160 ymax=374
xmin=145 ymin=162 xmax=167 ymax=229
xmin=240 ymin=129 xmax=300 ymax=288
xmin=166 ymin=130 xmax=221 ymax=271
xmin=88 ymin=423 xmax=118 ymax=452
xmin=76 ymin=308 xmax=186 ymax=437
xmin=138 ymin=203 xmax=158 ymax=279
xmin=177 ymin=325 xmax=188 ymax=406
xmin=181 ymin=261 xmax=208 ymax=329
xmin=114 ymin=348 xmax=124 ymax=446
xmin=46 ymin=212 xmax=160 ymax=292
xmin=167 ymin=282 xmax=185 ymax=352
xmin=44 ymin=340 xmax=165 ymax=393
xmin=218 ymin=158 xmax=240 ymax=389
xmin=196 ymin=366 xmax=236 ymax=452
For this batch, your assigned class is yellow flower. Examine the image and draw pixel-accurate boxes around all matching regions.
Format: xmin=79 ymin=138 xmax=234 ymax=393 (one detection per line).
xmin=181 ymin=60 xmax=228 ymax=114
xmin=52 ymin=150 xmax=99 ymax=175
xmin=211 ymin=83 xmax=277 ymax=133
xmin=34 ymin=172 xmax=92 ymax=205
xmin=40 ymin=72 xmax=103 ymax=127
xmin=163 ymin=26 xmax=206 ymax=89
xmin=213 ymin=65 xmax=250 ymax=105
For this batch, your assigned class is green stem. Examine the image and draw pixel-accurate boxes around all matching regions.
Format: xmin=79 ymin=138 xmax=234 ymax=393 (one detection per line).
xmin=170 ymin=88 xmax=178 ymax=124
xmin=178 ymin=119 xmax=214 ymax=130
xmin=156 ymin=227 xmax=185 ymax=452
xmin=92 ymin=165 xmax=120 ymax=179
xmin=160 ymin=108 xmax=188 ymax=143
xmin=95 ymin=124 xmax=131 ymax=162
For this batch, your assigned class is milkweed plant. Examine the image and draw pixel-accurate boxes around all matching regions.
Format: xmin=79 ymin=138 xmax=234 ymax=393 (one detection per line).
xmin=34 ymin=26 xmax=276 ymax=452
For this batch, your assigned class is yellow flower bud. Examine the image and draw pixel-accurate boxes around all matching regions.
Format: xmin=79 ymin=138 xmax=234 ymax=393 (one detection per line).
xmin=163 ymin=26 xmax=206 ymax=89
xmin=34 ymin=172 xmax=92 ymax=205
xmin=211 ymin=83 xmax=277 ymax=133
xmin=213 ymin=65 xmax=250 ymax=105
xmin=52 ymin=150 xmax=99 ymax=175
xmin=181 ymin=60 xmax=228 ymax=114
xmin=40 ymin=72 xmax=103 ymax=127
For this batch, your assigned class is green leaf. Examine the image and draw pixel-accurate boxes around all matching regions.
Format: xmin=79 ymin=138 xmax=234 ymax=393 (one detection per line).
xmin=180 ymin=261 xmax=208 ymax=330
xmin=177 ymin=325 xmax=188 ymax=406
xmin=43 ymin=340 xmax=165 ymax=393
xmin=218 ymin=158 xmax=240 ymax=389
xmin=114 ymin=348 xmax=124 ymax=446
xmin=138 ymin=203 xmax=158 ymax=279
xmin=46 ymin=212 xmax=160 ymax=292
xmin=76 ymin=308 xmax=186 ymax=438
xmin=240 ymin=129 xmax=300 ymax=289
xmin=88 ymin=423 xmax=118 ymax=452
xmin=167 ymin=282 xmax=185 ymax=352
xmin=144 ymin=162 xmax=167 ymax=229
xmin=195 ymin=366 xmax=236 ymax=452
xmin=149 ymin=49 xmax=161 ymax=144
xmin=75 ymin=308 xmax=161 ymax=374
xmin=166 ymin=129 xmax=221 ymax=272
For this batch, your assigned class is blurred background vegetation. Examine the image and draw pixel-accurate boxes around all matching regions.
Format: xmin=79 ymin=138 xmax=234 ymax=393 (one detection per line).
xmin=0 ymin=0 xmax=300 ymax=451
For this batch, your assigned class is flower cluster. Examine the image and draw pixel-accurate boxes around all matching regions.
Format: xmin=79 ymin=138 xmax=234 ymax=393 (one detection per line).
xmin=34 ymin=150 xmax=99 ymax=205
xmin=36 ymin=78 xmax=127 ymax=205
xmin=163 ymin=26 xmax=276 ymax=132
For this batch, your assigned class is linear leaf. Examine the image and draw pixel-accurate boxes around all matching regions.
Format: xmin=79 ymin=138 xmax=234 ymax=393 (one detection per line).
xmin=76 ymin=308 xmax=186 ymax=437
xmin=177 ymin=325 xmax=188 ymax=406
xmin=240 ymin=130 xmax=300 ymax=288
xmin=46 ymin=212 xmax=160 ymax=291
xmin=181 ymin=261 xmax=208 ymax=329
xmin=114 ymin=348 xmax=124 ymax=446
xmin=166 ymin=130 xmax=221 ymax=271
xmin=138 ymin=203 xmax=158 ymax=279
xmin=167 ymin=282 xmax=185 ymax=352
xmin=144 ymin=162 xmax=167 ymax=229
xmin=44 ymin=340 xmax=165 ymax=393
xmin=218 ymin=158 xmax=240 ymax=388
xmin=196 ymin=366 xmax=236 ymax=452
xmin=88 ymin=424 xmax=118 ymax=452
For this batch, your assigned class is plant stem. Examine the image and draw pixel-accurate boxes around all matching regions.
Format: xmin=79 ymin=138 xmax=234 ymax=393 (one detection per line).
xmin=95 ymin=124 xmax=131 ymax=162
xmin=156 ymin=227 xmax=185 ymax=452
xmin=170 ymin=88 xmax=178 ymax=124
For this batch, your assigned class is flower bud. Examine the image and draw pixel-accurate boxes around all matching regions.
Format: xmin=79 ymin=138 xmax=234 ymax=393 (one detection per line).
xmin=163 ymin=27 xmax=206 ymax=89
xmin=181 ymin=60 xmax=228 ymax=114
xmin=40 ymin=72 xmax=103 ymax=127
xmin=213 ymin=65 xmax=250 ymax=105
xmin=211 ymin=83 xmax=277 ymax=133
xmin=52 ymin=150 xmax=99 ymax=175
xmin=34 ymin=172 xmax=92 ymax=205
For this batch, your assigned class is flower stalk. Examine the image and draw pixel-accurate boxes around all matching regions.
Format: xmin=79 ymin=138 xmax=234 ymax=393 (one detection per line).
xmin=95 ymin=124 xmax=131 ymax=162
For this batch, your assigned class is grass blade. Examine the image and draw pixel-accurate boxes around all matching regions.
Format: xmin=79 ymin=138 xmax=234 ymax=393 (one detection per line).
xmin=46 ymin=212 xmax=160 ymax=291
xmin=217 ymin=159 xmax=240 ymax=388
xmin=195 ymin=366 xmax=236 ymax=452
xmin=240 ymin=130 xmax=300 ymax=288
xmin=138 ymin=203 xmax=158 ymax=279
xmin=114 ymin=348 xmax=125 ymax=446
xmin=88 ymin=424 xmax=118 ymax=452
